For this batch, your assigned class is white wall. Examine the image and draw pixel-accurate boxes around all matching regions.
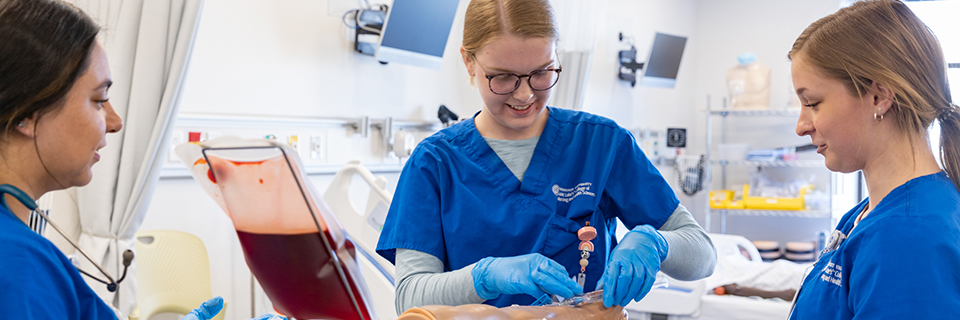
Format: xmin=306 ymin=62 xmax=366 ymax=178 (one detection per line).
xmin=140 ymin=0 xmax=849 ymax=319
xmin=692 ymin=0 xmax=839 ymax=114
xmin=179 ymin=0 xmax=479 ymax=120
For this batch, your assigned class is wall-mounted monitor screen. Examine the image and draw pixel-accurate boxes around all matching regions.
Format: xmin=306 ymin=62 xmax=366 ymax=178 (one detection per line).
xmin=375 ymin=0 xmax=461 ymax=69
xmin=641 ymin=32 xmax=687 ymax=88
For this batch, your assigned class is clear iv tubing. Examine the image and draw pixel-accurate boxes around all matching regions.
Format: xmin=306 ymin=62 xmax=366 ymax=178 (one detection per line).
xmin=539 ymin=273 xmax=669 ymax=307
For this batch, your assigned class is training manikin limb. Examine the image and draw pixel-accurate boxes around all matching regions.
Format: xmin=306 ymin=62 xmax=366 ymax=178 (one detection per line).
xmin=714 ymin=284 xmax=796 ymax=301
xmin=176 ymin=137 xmax=377 ymax=320
xmin=397 ymin=301 xmax=627 ymax=320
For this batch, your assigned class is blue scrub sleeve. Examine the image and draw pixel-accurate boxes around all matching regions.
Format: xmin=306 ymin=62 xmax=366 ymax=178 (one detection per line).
xmin=376 ymin=149 xmax=447 ymax=264
xmin=0 ymin=235 xmax=116 ymax=319
xmin=847 ymin=216 xmax=960 ymax=317
xmin=601 ymin=129 xmax=678 ymax=229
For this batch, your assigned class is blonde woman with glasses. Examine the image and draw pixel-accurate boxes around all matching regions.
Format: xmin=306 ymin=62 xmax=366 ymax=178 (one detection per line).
xmin=377 ymin=0 xmax=716 ymax=314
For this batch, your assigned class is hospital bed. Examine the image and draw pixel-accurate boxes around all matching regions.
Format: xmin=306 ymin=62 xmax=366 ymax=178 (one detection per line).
xmin=625 ymin=234 xmax=797 ymax=320
xmin=323 ymin=160 xmax=398 ymax=320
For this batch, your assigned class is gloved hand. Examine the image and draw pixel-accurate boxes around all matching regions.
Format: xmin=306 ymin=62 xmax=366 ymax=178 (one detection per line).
xmin=181 ymin=296 xmax=223 ymax=320
xmin=180 ymin=296 xmax=288 ymax=320
xmin=600 ymin=225 xmax=668 ymax=308
xmin=472 ymin=253 xmax=583 ymax=300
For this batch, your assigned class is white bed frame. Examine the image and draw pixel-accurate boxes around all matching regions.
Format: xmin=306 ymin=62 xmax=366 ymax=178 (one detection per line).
xmin=323 ymin=160 xmax=399 ymax=320
xmin=624 ymin=234 xmax=793 ymax=320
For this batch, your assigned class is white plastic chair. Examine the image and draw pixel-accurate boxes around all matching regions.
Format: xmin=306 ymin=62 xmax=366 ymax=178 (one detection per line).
xmin=132 ymin=230 xmax=225 ymax=320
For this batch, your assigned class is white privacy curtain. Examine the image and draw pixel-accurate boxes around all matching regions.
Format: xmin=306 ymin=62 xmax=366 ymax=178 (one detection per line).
xmin=550 ymin=0 xmax=603 ymax=110
xmin=43 ymin=0 xmax=204 ymax=314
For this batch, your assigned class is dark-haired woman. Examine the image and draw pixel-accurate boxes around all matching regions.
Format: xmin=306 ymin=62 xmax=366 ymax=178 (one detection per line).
xmin=0 ymin=0 xmax=279 ymax=319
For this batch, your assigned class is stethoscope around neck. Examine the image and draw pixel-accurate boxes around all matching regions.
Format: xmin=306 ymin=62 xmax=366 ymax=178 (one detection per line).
xmin=0 ymin=184 xmax=132 ymax=292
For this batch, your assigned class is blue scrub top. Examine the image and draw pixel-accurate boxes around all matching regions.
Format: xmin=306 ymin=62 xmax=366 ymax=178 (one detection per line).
xmin=0 ymin=205 xmax=116 ymax=319
xmin=377 ymin=107 xmax=679 ymax=307
xmin=790 ymin=171 xmax=960 ymax=319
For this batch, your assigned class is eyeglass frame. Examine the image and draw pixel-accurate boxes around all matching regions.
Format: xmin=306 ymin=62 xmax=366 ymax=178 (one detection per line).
xmin=471 ymin=54 xmax=563 ymax=95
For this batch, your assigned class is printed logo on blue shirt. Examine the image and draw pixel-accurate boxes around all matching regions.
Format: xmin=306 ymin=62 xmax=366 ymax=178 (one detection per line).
xmin=552 ymin=182 xmax=596 ymax=203
xmin=820 ymin=261 xmax=842 ymax=287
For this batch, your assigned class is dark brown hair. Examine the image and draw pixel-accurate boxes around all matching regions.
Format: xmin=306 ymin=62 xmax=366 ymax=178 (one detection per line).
xmin=0 ymin=0 xmax=100 ymax=135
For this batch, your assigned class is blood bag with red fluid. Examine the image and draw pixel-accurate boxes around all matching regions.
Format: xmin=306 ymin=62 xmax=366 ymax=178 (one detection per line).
xmin=176 ymin=137 xmax=376 ymax=320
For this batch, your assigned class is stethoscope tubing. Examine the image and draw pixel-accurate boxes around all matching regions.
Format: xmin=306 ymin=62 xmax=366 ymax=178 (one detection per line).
xmin=0 ymin=184 xmax=118 ymax=289
xmin=33 ymin=207 xmax=117 ymax=285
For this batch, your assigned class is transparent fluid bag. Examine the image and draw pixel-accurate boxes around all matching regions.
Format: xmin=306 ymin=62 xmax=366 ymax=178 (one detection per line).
xmin=176 ymin=137 xmax=377 ymax=320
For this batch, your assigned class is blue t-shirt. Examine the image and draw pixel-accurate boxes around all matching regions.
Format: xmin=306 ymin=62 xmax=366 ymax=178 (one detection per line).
xmin=0 ymin=206 xmax=116 ymax=319
xmin=790 ymin=171 xmax=960 ymax=319
xmin=377 ymin=107 xmax=679 ymax=307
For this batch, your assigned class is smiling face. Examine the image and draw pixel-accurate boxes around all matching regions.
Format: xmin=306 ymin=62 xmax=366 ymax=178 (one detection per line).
xmin=31 ymin=42 xmax=123 ymax=188
xmin=462 ymin=35 xmax=558 ymax=139
xmin=792 ymin=55 xmax=882 ymax=173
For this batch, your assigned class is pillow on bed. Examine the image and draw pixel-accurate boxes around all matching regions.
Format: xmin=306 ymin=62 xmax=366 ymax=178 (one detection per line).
xmin=705 ymin=233 xmax=809 ymax=292
xmin=708 ymin=233 xmax=762 ymax=263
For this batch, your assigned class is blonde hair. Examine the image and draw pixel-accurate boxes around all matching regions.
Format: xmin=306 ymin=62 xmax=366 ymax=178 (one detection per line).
xmin=788 ymin=0 xmax=958 ymax=191
xmin=462 ymin=0 xmax=559 ymax=57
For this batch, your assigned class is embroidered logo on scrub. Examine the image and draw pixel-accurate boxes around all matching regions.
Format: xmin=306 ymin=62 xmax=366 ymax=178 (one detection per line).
xmin=820 ymin=261 xmax=842 ymax=287
xmin=552 ymin=182 xmax=596 ymax=203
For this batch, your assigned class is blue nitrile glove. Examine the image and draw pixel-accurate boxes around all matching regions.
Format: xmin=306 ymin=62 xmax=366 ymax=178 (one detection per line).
xmin=251 ymin=314 xmax=288 ymax=320
xmin=472 ymin=253 xmax=584 ymax=300
xmin=181 ymin=296 xmax=223 ymax=320
xmin=600 ymin=225 xmax=668 ymax=308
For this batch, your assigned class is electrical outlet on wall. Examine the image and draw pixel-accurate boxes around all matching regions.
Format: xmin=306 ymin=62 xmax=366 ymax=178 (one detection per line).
xmin=310 ymin=133 xmax=327 ymax=162
xmin=168 ymin=130 xmax=185 ymax=163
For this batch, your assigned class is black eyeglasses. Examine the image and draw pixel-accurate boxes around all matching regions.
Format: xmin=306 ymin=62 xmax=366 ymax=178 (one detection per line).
xmin=474 ymin=59 xmax=562 ymax=95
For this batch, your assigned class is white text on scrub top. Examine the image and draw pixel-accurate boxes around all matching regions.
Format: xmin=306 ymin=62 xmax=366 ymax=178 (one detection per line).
xmin=821 ymin=261 xmax=843 ymax=286
xmin=553 ymin=182 xmax=595 ymax=203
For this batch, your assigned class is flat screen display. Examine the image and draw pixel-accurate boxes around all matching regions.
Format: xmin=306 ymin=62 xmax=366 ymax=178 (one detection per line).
xmin=641 ymin=32 xmax=687 ymax=88
xmin=375 ymin=0 xmax=461 ymax=69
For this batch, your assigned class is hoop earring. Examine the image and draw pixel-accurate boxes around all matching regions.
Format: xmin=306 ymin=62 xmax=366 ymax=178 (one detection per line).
xmin=874 ymin=107 xmax=883 ymax=122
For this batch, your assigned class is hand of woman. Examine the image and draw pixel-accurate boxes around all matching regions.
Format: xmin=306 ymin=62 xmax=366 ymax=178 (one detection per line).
xmin=472 ymin=253 xmax=584 ymax=300
xmin=180 ymin=297 xmax=223 ymax=320
xmin=600 ymin=225 xmax=668 ymax=308
xmin=181 ymin=296 xmax=287 ymax=320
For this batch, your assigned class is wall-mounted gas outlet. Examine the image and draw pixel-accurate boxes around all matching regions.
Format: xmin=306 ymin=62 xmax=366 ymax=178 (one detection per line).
xmin=311 ymin=133 xmax=327 ymax=162
xmin=168 ymin=130 xmax=185 ymax=163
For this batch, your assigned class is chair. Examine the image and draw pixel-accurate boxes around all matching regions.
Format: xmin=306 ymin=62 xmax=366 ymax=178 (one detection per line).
xmin=132 ymin=230 xmax=225 ymax=320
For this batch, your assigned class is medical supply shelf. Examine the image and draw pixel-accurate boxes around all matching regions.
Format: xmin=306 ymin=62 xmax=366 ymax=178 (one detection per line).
xmin=710 ymin=209 xmax=831 ymax=234
xmin=709 ymin=109 xmax=801 ymax=117
xmin=704 ymin=103 xmax=833 ymax=235
xmin=710 ymin=160 xmax=824 ymax=168
xmin=714 ymin=209 xmax=830 ymax=218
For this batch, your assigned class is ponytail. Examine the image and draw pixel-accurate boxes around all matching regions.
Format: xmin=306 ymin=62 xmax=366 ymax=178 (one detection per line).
xmin=938 ymin=105 xmax=960 ymax=192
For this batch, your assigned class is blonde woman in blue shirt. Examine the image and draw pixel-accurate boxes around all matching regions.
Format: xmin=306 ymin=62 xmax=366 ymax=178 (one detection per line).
xmin=788 ymin=0 xmax=960 ymax=318
xmin=377 ymin=0 xmax=717 ymax=313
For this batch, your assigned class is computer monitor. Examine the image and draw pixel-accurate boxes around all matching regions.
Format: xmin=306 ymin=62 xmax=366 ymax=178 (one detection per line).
xmin=375 ymin=0 xmax=461 ymax=69
xmin=641 ymin=32 xmax=688 ymax=88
